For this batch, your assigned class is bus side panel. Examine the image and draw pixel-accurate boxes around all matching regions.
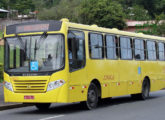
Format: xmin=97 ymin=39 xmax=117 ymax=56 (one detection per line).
xmin=104 ymin=60 xmax=120 ymax=97
xmin=141 ymin=61 xmax=159 ymax=92
xmin=157 ymin=62 xmax=165 ymax=89
xmin=86 ymin=59 xmax=110 ymax=98
xmin=119 ymin=60 xmax=141 ymax=95
xmin=68 ymin=68 xmax=88 ymax=103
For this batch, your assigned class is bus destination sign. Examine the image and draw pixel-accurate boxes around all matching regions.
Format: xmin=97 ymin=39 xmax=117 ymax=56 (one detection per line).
xmin=6 ymin=20 xmax=62 ymax=35
xmin=16 ymin=24 xmax=49 ymax=33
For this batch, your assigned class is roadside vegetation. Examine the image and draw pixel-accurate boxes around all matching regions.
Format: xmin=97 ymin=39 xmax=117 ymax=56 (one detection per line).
xmin=0 ymin=31 xmax=2 ymax=38
xmin=0 ymin=64 xmax=3 ymax=83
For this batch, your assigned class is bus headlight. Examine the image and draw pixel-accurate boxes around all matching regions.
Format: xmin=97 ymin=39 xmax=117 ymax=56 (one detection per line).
xmin=4 ymin=81 xmax=13 ymax=92
xmin=47 ymin=80 xmax=65 ymax=91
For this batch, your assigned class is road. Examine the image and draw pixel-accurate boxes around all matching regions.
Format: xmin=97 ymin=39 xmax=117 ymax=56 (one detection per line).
xmin=0 ymin=83 xmax=5 ymax=105
xmin=0 ymin=90 xmax=165 ymax=120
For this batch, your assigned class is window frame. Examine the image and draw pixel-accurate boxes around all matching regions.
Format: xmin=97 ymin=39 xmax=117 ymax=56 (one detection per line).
xmin=105 ymin=34 xmax=118 ymax=60
xmin=4 ymin=33 xmax=66 ymax=76
xmin=88 ymin=32 xmax=104 ymax=60
xmin=134 ymin=38 xmax=145 ymax=61
xmin=146 ymin=40 xmax=157 ymax=61
xmin=157 ymin=41 xmax=165 ymax=61
xmin=68 ymin=30 xmax=86 ymax=72
xmin=119 ymin=36 xmax=133 ymax=60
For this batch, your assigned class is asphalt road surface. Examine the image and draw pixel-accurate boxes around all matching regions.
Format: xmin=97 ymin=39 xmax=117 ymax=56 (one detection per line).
xmin=1 ymin=90 xmax=165 ymax=120
xmin=0 ymin=83 xmax=5 ymax=105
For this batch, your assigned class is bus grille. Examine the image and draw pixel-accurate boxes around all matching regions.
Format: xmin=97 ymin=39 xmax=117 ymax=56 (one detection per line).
xmin=13 ymin=80 xmax=47 ymax=93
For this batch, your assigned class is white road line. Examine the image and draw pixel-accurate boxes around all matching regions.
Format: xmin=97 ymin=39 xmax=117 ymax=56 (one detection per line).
xmin=39 ymin=115 xmax=65 ymax=120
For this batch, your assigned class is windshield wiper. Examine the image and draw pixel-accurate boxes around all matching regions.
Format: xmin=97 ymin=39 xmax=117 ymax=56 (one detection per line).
xmin=15 ymin=34 xmax=25 ymax=50
xmin=34 ymin=32 xmax=48 ymax=60
xmin=36 ymin=31 xmax=48 ymax=50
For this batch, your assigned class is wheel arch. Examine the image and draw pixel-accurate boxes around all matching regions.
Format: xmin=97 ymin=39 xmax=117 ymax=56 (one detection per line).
xmin=144 ymin=76 xmax=151 ymax=89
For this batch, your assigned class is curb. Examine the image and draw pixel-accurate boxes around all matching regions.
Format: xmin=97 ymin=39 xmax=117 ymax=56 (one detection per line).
xmin=0 ymin=104 xmax=33 ymax=111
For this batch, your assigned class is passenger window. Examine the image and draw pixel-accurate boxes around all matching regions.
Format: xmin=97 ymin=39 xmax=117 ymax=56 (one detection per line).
xmin=134 ymin=39 xmax=145 ymax=60
xmin=158 ymin=42 xmax=165 ymax=61
xmin=120 ymin=37 xmax=132 ymax=59
xmin=105 ymin=35 xmax=118 ymax=59
xmin=147 ymin=40 xmax=156 ymax=60
xmin=89 ymin=33 xmax=103 ymax=59
xmin=68 ymin=30 xmax=85 ymax=72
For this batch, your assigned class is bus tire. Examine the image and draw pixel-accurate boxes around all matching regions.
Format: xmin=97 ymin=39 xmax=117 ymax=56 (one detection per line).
xmin=81 ymin=83 xmax=98 ymax=110
xmin=35 ymin=103 xmax=51 ymax=111
xmin=140 ymin=79 xmax=150 ymax=100
xmin=131 ymin=79 xmax=150 ymax=100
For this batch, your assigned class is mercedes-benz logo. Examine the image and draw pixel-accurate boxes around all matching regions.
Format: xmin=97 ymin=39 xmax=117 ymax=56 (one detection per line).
xmin=27 ymin=85 xmax=31 ymax=89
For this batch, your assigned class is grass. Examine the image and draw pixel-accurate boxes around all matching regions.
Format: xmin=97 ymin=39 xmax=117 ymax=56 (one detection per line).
xmin=0 ymin=78 xmax=3 ymax=83
xmin=0 ymin=31 xmax=2 ymax=38
xmin=0 ymin=46 xmax=4 ymax=64
xmin=0 ymin=64 xmax=3 ymax=83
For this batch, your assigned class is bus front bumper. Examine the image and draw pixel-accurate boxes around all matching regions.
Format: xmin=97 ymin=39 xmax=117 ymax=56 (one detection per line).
xmin=4 ymin=84 xmax=68 ymax=103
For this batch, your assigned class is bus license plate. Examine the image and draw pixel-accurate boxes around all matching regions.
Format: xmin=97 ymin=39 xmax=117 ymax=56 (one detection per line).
xmin=24 ymin=95 xmax=34 ymax=100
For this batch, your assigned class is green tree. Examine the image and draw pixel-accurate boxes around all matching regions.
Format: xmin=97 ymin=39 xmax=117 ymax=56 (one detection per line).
xmin=117 ymin=0 xmax=165 ymax=20
xmin=157 ymin=22 xmax=165 ymax=36
xmin=14 ymin=0 xmax=35 ymax=14
xmin=38 ymin=0 xmax=81 ymax=22
xmin=32 ymin=0 xmax=60 ymax=10
xmin=80 ymin=0 xmax=126 ymax=29
xmin=155 ymin=0 xmax=165 ymax=15
xmin=135 ymin=14 xmax=165 ymax=36
xmin=127 ymin=0 xmax=165 ymax=19
xmin=126 ymin=5 xmax=151 ymax=21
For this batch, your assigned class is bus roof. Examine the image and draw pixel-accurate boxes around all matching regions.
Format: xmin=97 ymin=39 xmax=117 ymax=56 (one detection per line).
xmin=65 ymin=20 xmax=165 ymax=41
xmin=5 ymin=18 xmax=165 ymax=41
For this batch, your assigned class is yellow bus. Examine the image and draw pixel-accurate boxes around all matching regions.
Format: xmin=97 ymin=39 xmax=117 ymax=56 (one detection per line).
xmin=3 ymin=18 xmax=165 ymax=110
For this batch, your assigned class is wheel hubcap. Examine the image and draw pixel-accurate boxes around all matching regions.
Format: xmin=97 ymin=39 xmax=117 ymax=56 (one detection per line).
xmin=88 ymin=90 xmax=96 ymax=103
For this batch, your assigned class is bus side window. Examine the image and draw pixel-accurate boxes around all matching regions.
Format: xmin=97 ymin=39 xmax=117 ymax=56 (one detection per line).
xmin=158 ymin=42 xmax=165 ymax=61
xmin=105 ymin=35 xmax=118 ymax=59
xmin=147 ymin=40 xmax=156 ymax=61
xmin=120 ymin=37 xmax=132 ymax=60
xmin=134 ymin=39 xmax=145 ymax=60
xmin=68 ymin=30 xmax=85 ymax=72
xmin=89 ymin=33 xmax=104 ymax=59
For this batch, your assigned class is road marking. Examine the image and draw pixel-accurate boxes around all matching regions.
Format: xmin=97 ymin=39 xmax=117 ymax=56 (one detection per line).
xmin=39 ymin=115 xmax=64 ymax=120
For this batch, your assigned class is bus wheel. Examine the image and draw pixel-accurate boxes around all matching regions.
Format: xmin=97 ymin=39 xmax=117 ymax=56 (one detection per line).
xmin=35 ymin=103 xmax=51 ymax=111
xmin=81 ymin=83 xmax=98 ymax=110
xmin=131 ymin=79 xmax=150 ymax=100
xmin=140 ymin=79 xmax=150 ymax=100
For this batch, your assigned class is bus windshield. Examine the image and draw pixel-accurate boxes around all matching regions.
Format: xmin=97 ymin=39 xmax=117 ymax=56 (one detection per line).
xmin=5 ymin=34 xmax=64 ymax=73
